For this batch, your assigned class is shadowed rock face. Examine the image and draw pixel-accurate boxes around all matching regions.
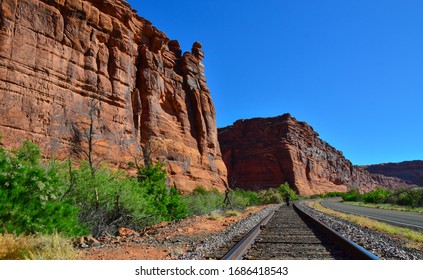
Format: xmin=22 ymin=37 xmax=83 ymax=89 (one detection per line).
xmin=218 ymin=114 xmax=414 ymax=196
xmin=0 ymin=0 xmax=227 ymax=193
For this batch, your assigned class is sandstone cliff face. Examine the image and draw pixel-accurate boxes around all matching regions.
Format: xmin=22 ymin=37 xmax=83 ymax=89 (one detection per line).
xmin=365 ymin=161 xmax=423 ymax=187
xmin=218 ymin=114 xmax=413 ymax=196
xmin=0 ymin=0 xmax=227 ymax=193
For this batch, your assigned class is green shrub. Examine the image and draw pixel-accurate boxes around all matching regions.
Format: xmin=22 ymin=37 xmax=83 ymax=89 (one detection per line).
xmin=361 ymin=187 xmax=391 ymax=204
xmin=65 ymin=163 xmax=146 ymax=235
xmin=341 ymin=188 xmax=361 ymax=202
xmin=182 ymin=187 xmax=224 ymax=216
xmin=183 ymin=187 xmax=266 ymax=215
xmin=191 ymin=186 xmax=209 ymax=196
xmin=258 ymin=188 xmax=283 ymax=204
xmin=137 ymin=163 xmax=187 ymax=221
xmin=64 ymin=161 xmax=187 ymax=236
xmin=390 ymin=188 xmax=423 ymax=208
xmin=277 ymin=182 xmax=298 ymax=201
xmin=166 ymin=186 xmax=188 ymax=220
xmin=0 ymin=141 xmax=85 ymax=236
xmin=322 ymin=191 xmax=343 ymax=198
xmin=228 ymin=189 xmax=260 ymax=209
xmin=343 ymin=187 xmax=423 ymax=208
xmin=224 ymin=210 xmax=240 ymax=217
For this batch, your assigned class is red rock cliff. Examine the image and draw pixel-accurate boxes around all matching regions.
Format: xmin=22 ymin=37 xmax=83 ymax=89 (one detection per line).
xmin=218 ymin=114 xmax=413 ymax=196
xmin=0 ymin=0 xmax=227 ymax=192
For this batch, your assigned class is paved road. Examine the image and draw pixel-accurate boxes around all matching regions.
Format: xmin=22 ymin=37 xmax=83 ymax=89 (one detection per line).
xmin=321 ymin=199 xmax=423 ymax=230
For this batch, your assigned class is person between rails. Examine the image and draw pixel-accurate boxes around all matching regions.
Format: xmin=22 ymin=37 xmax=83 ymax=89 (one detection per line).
xmin=284 ymin=192 xmax=290 ymax=207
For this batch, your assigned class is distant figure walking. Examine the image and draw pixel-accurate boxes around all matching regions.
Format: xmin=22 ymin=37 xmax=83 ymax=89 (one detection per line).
xmin=284 ymin=192 xmax=290 ymax=207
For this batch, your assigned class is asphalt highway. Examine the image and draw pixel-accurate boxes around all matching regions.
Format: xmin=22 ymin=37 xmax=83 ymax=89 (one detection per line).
xmin=321 ymin=199 xmax=423 ymax=230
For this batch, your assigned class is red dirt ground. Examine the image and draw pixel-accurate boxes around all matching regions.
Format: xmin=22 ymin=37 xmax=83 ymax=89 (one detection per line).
xmin=79 ymin=206 xmax=267 ymax=260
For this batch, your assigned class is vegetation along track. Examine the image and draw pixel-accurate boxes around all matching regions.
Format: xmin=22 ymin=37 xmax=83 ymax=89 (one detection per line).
xmin=221 ymin=203 xmax=380 ymax=260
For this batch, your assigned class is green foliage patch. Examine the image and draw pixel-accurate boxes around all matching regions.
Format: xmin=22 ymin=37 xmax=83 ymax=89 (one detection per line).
xmin=342 ymin=186 xmax=423 ymax=208
xmin=341 ymin=188 xmax=361 ymax=202
xmin=0 ymin=139 xmax=188 ymax=237
xmin=63 ymin=162 xmax=188 ymax=236
xmin=0 ymin=141 xmax=85 ymax=236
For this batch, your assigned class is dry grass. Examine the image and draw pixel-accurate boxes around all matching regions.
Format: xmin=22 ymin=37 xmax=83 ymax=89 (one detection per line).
xmin=224 ymin=210 xmax=240 ymax=217
xmin=307 ymin=200 xmax=423 ymax=250
xmin=206 ymin=213 xmax=223 ymax=221
xmin=0 ymin=233 xmax=78 ymax=260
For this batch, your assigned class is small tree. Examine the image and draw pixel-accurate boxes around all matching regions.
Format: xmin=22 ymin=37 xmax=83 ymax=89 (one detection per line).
xmin=67 ymin=97 xmax=107 ymax=209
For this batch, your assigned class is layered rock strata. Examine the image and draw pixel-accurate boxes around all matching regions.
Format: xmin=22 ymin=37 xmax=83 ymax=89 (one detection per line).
xmin=218 ymin=114 xmax=413 ymax=196
xmin=0 ymin=0 xmax=227 ymax=192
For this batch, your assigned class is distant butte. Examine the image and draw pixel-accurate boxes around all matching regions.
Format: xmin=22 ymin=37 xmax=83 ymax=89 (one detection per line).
xmin=218 ymin=114 xmax=415 ymax=196
xmin=364 ymin=161 xmax=423 ymax=187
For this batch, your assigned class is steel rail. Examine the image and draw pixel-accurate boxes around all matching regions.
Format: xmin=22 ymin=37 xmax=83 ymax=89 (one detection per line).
xmin=221 ymin=207 xmax=278 ymax=260
xmin=293 ymin=202 xmax=380 ymax=260
xmin=222 ymin=203 xmax=380 ymax=260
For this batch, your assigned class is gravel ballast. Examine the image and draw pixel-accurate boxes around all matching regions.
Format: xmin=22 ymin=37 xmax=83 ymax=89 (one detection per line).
xmin=295 ymin=201 xmax=423 ymax=260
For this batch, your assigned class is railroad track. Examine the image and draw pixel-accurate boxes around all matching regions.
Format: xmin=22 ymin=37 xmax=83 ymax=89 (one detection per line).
xmin=220 ymin=203 xmax=380 ymax=260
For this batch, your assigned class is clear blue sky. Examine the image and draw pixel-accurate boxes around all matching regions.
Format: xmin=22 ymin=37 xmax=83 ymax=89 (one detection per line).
xmin=126 ymin=0 xmax=423 ymax=166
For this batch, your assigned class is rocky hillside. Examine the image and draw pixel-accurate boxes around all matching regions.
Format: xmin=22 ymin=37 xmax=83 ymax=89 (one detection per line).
xmin=364 ymin=161 xmax=423 ymax=187
xmin=218 ymin=114 xmax=414 ymax=196
xmin=0 ymin=0 xmax=227 ymax=193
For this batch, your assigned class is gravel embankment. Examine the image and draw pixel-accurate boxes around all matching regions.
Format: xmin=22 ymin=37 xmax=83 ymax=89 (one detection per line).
xmin=296 ymin=201 xmax=423 ymax=260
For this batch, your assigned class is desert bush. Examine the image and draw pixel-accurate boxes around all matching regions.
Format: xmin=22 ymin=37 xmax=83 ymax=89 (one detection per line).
xmin=223 ymin=189 xmax=260 ymax=209
xmin=258 ymin=188 xmax=283 ymax=204
xmin=342 ymin=187 xmax=423 ymax=208
xmin=0 ymin=232 xmax=76 ymax=260
xmin=0 ymin=233 xmax=32 ymax=260
xmin=182 ymin=187 xmax=225 ymax=216
xmin=183 ymin=186 xmax=268 ymax=216
xmin=389 ymin=188 xmax=423 ymax=208
xmin=277 ymin=182 xmax=298 ymax=200
xmin=224 ymin=210 xmax=240 ymax=217
xmin=361 ymin=187 xmax=391 ymax=204
xmin=137 ymin=163 xmax=187 ymax=222
xmin=166 ymin=186 xmax=188 ymax=220
xmin=341 ymin=187 xmax=423 ymax=208
xmin=64 ymin=162 xmax=187 ymax=236
xmin=64 ymin=162 xmax=138 ymax=236
xmin=317 ymin=191 xmax=343 ymax=198
xmin=0 ymin=141 xmax=85 ymax=236
xmin=341 ymin=188 xmax=361 ymax=202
